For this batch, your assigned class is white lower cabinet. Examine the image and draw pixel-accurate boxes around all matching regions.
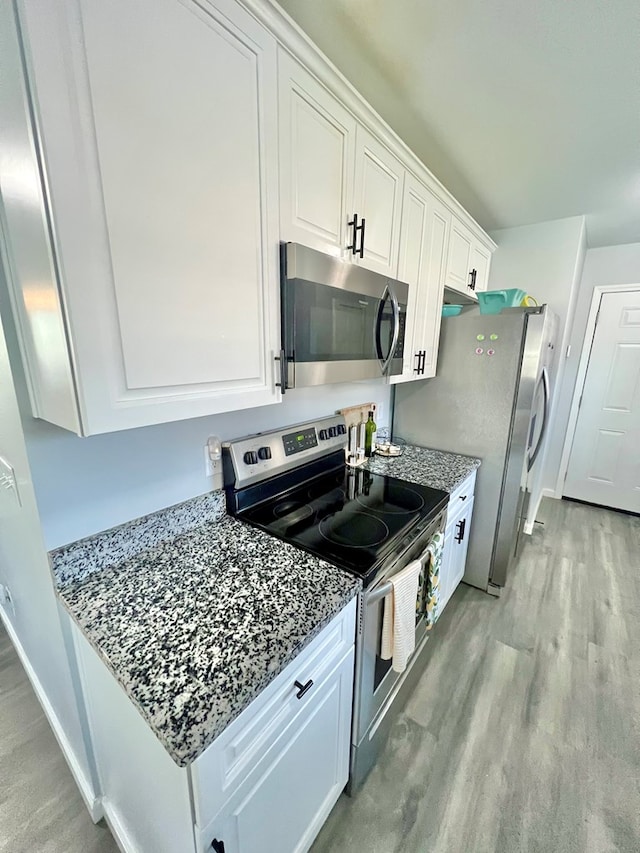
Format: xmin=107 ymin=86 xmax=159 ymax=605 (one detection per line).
xmin=199 ymin=649 xmax=354 ymax=853
xmin=440 ymin=473 xmax=476 ymax=611
xmin=71 ymin=599 xmax=356 ymax=853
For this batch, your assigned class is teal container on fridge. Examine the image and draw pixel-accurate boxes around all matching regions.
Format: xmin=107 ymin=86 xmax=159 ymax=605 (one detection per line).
xmin=477 ymin=289 xmax=527 ymax=314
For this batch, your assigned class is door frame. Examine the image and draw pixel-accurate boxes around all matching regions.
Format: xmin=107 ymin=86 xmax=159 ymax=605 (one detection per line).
xmin=557 ymin=282 xmax=640 ymax=496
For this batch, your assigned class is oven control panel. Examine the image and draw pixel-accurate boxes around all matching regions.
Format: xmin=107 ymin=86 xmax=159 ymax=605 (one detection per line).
xmin=282 ymin=427 xmax=318 ymax=456
xmin=223 ymin=415 xmax=348 ymax=488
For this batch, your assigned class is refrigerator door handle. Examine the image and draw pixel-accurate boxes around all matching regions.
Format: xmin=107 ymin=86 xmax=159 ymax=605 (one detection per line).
xmin=527 ymin=366 xmax=550 ymax=472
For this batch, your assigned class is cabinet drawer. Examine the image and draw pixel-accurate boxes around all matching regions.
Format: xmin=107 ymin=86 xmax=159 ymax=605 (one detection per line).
xmin=191 ymin=598 xmax=356 ymax=828
xmin=447 ymin=471 xmax=476 ymax=529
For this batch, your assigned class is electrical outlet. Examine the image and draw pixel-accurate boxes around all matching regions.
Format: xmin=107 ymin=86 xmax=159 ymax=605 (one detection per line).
xmin=204 ymin=436 xmax=223 ymax=487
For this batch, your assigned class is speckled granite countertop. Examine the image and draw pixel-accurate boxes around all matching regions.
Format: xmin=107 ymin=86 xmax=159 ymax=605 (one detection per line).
xmin=52 ymin=495 xmax=360 ymax=767
xmin=363 ymin=445 xmax=480 ymax=492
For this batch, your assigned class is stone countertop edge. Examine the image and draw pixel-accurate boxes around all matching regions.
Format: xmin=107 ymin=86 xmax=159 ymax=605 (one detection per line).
xmin=362 ymin=444 xmax=481 ymax=493
xmin=54 ymin=508 xmax=361 ymax=768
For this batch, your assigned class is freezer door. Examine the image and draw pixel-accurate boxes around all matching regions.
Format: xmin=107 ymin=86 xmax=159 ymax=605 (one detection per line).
xmin=491 ymin=309 xmax=546 ymax=587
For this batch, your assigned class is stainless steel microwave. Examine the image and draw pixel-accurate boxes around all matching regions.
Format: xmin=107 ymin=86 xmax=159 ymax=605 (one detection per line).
xmin=279 ymin=243 xmax=408 ymax=390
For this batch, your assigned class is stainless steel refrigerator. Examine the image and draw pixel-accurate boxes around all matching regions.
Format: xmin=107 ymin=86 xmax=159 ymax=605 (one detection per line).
xmin=393 ymin=305 xmax=557 ymax=594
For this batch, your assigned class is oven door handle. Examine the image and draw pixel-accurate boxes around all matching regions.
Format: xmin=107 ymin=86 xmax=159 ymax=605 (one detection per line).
xmin=365 ymin=548 xmax=431 ymax=607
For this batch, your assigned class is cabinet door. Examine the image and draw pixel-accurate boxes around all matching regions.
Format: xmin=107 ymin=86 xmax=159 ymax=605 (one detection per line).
xmin=470 ymin=242 xmax=492 ymax=293
xmin=444 ymin=217 xmax=474 ymax=295
xmin=278 ymin=50 xmax=356 ymax=257
xmin=353 ymin=126 xmax=404 ymax=277
xmin=413 ymin=192 xmax=451 ymax=379
xmin=202 ymin=649 xmax=354 ymax=853
xmin=442 ymin=495 xmax=475 ymax=610
xmin=17 ymin=0 xmax=281 ymax=434
xmin=392 ymin=175 xmax=450 ymax=383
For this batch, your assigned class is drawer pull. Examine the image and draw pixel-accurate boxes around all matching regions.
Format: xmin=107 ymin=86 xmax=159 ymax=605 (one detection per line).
xmin=211 ymin=839 xmax=225 ymax=853
xmin=294 ymin=679 xmax=314 ymax=699
xmin=459 ymin=494 xmax=467 ymax=500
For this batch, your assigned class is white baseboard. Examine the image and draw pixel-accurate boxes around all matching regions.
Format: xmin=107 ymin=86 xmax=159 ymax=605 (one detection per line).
xmin=102 ymin=800 xmax=142 ymax=853
xmin=524 ymin=488 xmax=557 ymax=535
xmin=0 ymin=608 xmax=103 ymax=823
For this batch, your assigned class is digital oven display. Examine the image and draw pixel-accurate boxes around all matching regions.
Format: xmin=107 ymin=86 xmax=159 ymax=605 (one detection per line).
xmin=282 ymin=427 xmax=318 ymax=456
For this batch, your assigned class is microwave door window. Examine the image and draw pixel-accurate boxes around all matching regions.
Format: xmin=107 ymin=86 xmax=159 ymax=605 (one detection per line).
xmin=293 ymin=280 xmax=379 ymax=362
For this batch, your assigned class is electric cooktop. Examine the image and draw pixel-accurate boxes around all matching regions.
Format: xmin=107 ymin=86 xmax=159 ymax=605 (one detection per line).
xmin=238 ymin=464 xmax=448 ymax=581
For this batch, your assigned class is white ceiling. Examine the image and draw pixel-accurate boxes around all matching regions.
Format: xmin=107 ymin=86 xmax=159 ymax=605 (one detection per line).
xmin=277 ymin=0 xmax=640 ymax=247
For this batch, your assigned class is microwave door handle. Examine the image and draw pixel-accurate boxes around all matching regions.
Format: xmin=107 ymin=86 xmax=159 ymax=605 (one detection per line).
xmin=527 ymin=366 xmax=550 ymax=472
xmin=375 ymin=285 xmax=400 ymax=374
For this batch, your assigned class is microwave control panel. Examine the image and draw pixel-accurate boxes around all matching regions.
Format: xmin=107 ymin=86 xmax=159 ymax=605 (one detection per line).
xmin=282 ymin=427 xmax=318 ymax=456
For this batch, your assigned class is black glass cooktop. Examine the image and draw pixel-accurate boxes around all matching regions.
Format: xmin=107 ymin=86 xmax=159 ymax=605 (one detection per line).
xmin=237 ymin=464 xmax=448 ymax=581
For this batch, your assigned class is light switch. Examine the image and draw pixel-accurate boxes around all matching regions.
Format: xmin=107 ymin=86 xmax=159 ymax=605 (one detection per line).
xmin=0 ymin=456 xmax=21 ymax=516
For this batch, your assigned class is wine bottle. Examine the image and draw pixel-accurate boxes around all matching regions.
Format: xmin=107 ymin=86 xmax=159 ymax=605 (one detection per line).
xmin=364 ymin=411 xmax=377 ymax=457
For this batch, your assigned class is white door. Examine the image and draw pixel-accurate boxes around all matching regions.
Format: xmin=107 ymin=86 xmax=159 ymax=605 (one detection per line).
xmin=278 ymin=49 xmax=356 ymax=257
xmin=564 ymin=289 xmax=640 ymax=512
xmin=392 ymin=175 xmax=450 ymax=383
xmin=353 ymin=126 xmax=403 ymax=277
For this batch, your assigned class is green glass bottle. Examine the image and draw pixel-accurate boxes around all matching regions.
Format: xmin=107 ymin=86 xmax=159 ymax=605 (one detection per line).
xmin=364 ymin=411 xmax=377 ymax=457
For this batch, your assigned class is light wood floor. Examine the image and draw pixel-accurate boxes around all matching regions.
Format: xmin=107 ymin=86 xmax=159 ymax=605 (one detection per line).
xmin=312 ymin=498 xmax=640 ymax=853
xmin=1 ymin=499 xmax=638 ymax=852
xmin=0 ymin=628 xmax=116 ymax=852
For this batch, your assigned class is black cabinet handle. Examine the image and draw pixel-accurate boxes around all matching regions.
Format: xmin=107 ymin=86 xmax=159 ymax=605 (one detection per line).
xmin=459 ymin=494 xmax=467 ymax=501
xmin=211 ymin=840 xmax=225 ymax=853
xmin=294 ymin=678 xmax=314 ymax=699
xmin=347 ymin=214 xmax=365 ymax=258
xmin=347 ymin=214 xmax=359 ymax=254
xmin=414 ymin=351 xmax=426 ymax=375
xmin=455 ymin=518 xmax=466 ymax=543
xmin=468 ymin=269 xmax=477 ymax=291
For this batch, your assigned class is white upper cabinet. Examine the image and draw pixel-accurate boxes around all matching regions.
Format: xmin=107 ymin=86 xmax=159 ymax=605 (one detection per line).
xmin=352 ymin=127 xmax=404 ymax=277
xmin=392 ymin=175 xmax=451 ymax=383
xmin=4 ymin=0 xmax=496 ymax=435
xmin=278 ymin=55 xmax=404 ymax=277
xmin=469 ymin=242 xmax=492 ymax=293
xmin=5 ymin=0 xmax=281 ymax=435
xmin=445 ymin=216 xmax=492 ymax=298
xmin=278 ymin=49 xmax=356 ymax=257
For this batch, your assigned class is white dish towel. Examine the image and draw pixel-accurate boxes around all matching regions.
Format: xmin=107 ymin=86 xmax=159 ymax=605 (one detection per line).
xmin=380 ymin=558 xmax=422 ymax=673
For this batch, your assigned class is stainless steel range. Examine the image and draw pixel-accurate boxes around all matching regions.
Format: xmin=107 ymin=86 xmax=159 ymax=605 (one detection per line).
xmin=223 ymin=415 xmax=448 ymax=792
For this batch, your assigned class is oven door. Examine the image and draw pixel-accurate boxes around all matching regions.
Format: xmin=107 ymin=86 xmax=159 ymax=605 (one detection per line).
xmin=281 ymin=243 xmax=407 ymax=388
xmin=354 ymin=538 xmax=433 ymax=744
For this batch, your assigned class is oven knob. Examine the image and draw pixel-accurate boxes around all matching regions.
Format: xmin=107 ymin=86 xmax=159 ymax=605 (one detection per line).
xmin=319 ymin=429 xmax=329 ymax=441
xmin=329 ymin=426 xmax=338 ymax=437
xmin=243 ymin=450 xmax=258 ymax=465
xmin=337 ymin=424 xmax=347 ymax=435
xmin=258 ymin=446 xmax=272 ymax=460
